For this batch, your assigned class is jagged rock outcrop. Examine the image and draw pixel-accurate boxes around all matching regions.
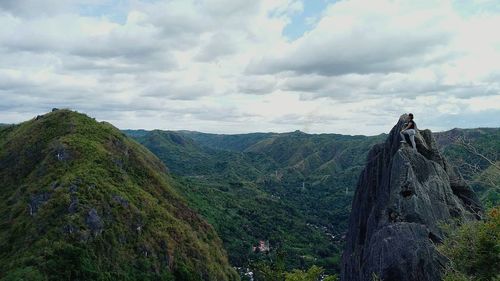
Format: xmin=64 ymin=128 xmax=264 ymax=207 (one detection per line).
xmin=341 ymin=114 xmax=482 ymax=281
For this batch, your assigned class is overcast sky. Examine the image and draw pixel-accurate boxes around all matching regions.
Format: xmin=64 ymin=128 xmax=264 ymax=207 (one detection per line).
xmin=1 ymin=0 xmax=499 ymax=135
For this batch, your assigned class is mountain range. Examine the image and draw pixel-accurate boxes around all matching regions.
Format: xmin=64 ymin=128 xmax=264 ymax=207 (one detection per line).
xmin=0 ymin=109 xmax=496 ymax=280
xmin=125 ymin=125 xmax=499 ymax=274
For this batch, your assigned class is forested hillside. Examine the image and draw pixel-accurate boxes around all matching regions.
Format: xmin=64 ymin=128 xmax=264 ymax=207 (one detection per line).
xmin=127 ymin=127 xmax=499 ymax=275
xmin=435 ymin=128 xmax=500 ymax=207
xmin=127 ymin=130 xmax=385 ymax=273
xmin=0 ymin=111 xmax=238 ymax=281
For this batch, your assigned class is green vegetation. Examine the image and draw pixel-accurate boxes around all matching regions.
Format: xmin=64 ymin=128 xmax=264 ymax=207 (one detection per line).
xmin=0 ymin=110 xmax=238 ymax=281
xmin=439 ymin=207 xmax=500 ymax=281
xmin=175 ymin=131 xmax=272 ymax=152
xmin=2 ymin=111 xmax=496 ymax=280
xmin=285 ymin=266 xmax=338 ymax=281
xmin=250 ymin=248 xmax=338 ymax=281
xmin=128 ymin=129 xmax=386 ymax=274
xmin=435 ymin=128 xmax=500 ymax=207
xmin=127 ymin=127 xmax=499 ymax=277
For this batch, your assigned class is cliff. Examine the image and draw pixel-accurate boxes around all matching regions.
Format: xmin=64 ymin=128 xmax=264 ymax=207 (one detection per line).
xmin=341 ymin=114 xmax=482 ymax=281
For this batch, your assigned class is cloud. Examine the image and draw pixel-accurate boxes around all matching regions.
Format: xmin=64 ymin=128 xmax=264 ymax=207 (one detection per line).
xmin=194 ymin=32 xmax=239 ymax=62
xmin=247 ymin=0 xmax=457 ymax=76
xmin=0 ymin=0 xmax=499 ymax=134
xmin=0 ymin=0 xmax=70 ymax=16
xmin=237 ymin=75 xmax=277 ymax=95
xmin=142 ymin=82 xmax=213 ymax=100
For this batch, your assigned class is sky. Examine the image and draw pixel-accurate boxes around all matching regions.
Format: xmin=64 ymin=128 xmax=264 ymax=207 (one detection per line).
xmin=0 ymin=0 xmax=499 ymax=135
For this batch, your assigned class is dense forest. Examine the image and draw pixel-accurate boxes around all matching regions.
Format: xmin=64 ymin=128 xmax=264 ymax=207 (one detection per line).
xmin=0 ymin=110 xmax=238 ymax=281
xmin=126 ymin=127 xmax=499 ymax=276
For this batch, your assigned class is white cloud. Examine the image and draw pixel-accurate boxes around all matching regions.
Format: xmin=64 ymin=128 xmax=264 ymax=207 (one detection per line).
xmin=247 ymin=0 xmax=458 ymax=76
xmin=0 ymin=0 xmax=499 ymax=134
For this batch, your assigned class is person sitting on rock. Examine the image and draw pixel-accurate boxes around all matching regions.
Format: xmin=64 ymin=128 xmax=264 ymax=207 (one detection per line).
xmin=400 ymin=113 xmax=417 ymax=151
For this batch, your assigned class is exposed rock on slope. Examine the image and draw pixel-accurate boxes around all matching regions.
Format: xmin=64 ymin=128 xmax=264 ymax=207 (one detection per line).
xmin=0 ymin=110 xmax=238 ymax=281
xmin=341 ymin=114 xmax=482 ymax=281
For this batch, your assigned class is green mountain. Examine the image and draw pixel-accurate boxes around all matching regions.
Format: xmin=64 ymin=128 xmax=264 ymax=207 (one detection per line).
xmin=183 ymin=128 xmax=499 ymax=208
xmin=177 ymin=131 xmax=273 ymax=152
xmin=435 ymin=128 xmax=500 ymax=207
xmin=2 ymin=110 xmax=495 ymax=280
xmin=127 ymin=127 xmax=499 ymax=276
xmin=128 ymin=130 xmax=325 ymax=269
xmin=125 ymin=130 xmax=275 ymax=178
xmin=0 ymin=110 xmax=238 ymax=281
xmin=127 ymin=129 xmax=386 ymax=273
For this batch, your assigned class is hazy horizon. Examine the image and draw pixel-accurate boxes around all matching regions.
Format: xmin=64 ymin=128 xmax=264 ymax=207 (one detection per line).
xmin=2 ymin=108 xmax=498 ymax=137
xmin=1 ymin=0 xmax=499 ymax=135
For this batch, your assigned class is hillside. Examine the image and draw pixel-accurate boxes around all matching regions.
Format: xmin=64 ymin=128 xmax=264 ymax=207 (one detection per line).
xmin=129 ymin=130 xmax=332 ymax=270
xmin=177 ymin=131 xmax=273 ymax=152
xmin=180 ymin=128 xmax=499 ymax=207
xmin=126 ymin=127 xmax=498 ymax=276
xmin=127 ymin=129 xmax=386 ymax=273
xmin=0 ymin=110 xmax=238 ymax=281
xmin=129 ymin=130 xmax=275 ymax=178
xmin=435 ymin=128 xmax=500 ymax=207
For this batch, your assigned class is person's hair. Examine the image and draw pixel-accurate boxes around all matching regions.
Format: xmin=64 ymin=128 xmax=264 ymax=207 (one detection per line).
xmin=409 ymin=113 xmax=414 ymax=119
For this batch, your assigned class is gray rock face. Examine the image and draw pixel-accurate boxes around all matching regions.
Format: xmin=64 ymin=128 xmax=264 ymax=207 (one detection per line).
xmin=28 ymin=192 xmax=51 ymax=216
xmin=52 ymin=142 xmax=72 ymax=162
xmin=112 ymin=194 xmax=129 ymax=207
xmin=68 ymin=195 xmax=79 ymax=214
xmin=86 ymin=208 xmax=103 ymax=236
xmin=341 ymin=114 xmax=482 ymax=281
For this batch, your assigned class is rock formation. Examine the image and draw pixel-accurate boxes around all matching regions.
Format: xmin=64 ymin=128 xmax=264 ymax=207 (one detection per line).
xmin=341 ymin=114 xmax=482 ymax=281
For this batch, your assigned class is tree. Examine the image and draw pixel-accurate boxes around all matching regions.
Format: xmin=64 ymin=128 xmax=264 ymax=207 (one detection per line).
xmin=438 ymin=207 xmax=500 ymax=281
xmin=444 ymin=133 xmax=500 ymax=207
xmin=252 ymin=248 xmax=338 ymax=281
xmin=285 ymin=265 xmax=338 ymax=281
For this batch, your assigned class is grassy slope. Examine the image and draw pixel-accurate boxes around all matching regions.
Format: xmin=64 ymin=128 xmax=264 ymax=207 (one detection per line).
xmin=0 ymin=110 xmax=238 ymax=281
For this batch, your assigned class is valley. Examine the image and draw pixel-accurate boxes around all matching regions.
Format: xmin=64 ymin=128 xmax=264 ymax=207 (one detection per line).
xmin=126 ymin=127 xmax=499 ymax=274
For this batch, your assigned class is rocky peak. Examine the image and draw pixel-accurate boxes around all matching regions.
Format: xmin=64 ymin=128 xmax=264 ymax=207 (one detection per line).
xmin=341 ymin=114 xmax=482 ymax=281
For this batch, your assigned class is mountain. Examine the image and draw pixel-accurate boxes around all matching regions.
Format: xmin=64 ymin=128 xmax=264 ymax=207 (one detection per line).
xmin=125 ymin=126 xmax=498 ymax=276
xmin=341 ymin=115 xmax=482 ymax=281
xmin=177 ymin=131 xmax=273 ymax=152
xmin=435 ymin=128 xmax=500 ymax=207
xmin=127 ymin=129 xmax=386 ymax=273
xmin=128 ymin=130 xmax=328 ymax=269
xmin=150 ymin=128 xmax=498 ymax=208
xmin=128 ymin=130 xmax=274 ymax=178
xmin=178 ymin=128 xmax=499 ymax=208
xmin=0 ymin=110 xmax=238 ymax=281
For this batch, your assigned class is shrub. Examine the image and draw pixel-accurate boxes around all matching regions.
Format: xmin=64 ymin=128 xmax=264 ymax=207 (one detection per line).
xmin=439 ymin=207 xmax=500 ymax=281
